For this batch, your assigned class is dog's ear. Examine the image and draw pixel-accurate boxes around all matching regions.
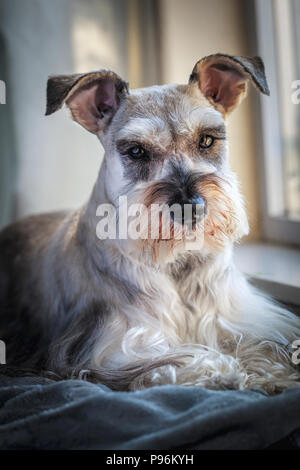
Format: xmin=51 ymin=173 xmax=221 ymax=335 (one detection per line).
xmin=45 ymin=70 xmax=129 ymax=133
xmin=189 ymin=54 xmax=269 ymax=115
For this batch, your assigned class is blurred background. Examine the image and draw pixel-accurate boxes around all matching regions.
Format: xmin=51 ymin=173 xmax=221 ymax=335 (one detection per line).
xmin=0 ymin=0 xmax=299 ymax=246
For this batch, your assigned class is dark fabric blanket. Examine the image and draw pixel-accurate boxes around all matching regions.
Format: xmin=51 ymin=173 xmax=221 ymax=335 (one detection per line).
xmin=0 ymin=375 xmax=300 ymax=450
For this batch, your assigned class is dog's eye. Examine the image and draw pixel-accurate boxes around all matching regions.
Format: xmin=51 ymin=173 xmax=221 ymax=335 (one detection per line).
xmin=127 ymin=145 xmax=145 ymax=159
xmin=199 ymin=135 xmax=215 ymax=149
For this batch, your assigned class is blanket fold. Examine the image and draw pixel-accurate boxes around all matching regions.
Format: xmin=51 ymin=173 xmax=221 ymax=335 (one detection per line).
xmin=0 ymin=375 xmax=299 ymax=450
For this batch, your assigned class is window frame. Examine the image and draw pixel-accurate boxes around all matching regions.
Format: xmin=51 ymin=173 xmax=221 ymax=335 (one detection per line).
xmin=255 ymin=0 xmax=300 ymax=245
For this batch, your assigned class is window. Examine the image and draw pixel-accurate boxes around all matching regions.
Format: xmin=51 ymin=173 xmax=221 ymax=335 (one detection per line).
xmin=255 ymin=0 xmax=300 ymax=244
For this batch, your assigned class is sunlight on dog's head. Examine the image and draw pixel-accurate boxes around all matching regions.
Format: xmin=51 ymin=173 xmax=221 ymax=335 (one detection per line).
xmin=46 ymin=54 xmax=269 ymax=263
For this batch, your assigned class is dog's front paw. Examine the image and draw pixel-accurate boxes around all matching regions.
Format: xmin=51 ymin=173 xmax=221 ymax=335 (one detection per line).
xmin=188 ymin=371 xmax=247 ymax=391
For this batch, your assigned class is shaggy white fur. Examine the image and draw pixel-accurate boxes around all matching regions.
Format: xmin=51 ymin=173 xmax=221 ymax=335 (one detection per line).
xmin=0 ymin=54 xmax=299 ymax=394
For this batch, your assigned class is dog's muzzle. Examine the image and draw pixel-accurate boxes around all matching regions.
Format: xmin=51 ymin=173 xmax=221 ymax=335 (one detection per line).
xmin=169 ymin=194 xmax=206 ymax=228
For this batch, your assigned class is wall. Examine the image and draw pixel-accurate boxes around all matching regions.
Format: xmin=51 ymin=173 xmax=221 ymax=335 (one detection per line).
xmin=0 ymin=0 xmax=128 ymax=220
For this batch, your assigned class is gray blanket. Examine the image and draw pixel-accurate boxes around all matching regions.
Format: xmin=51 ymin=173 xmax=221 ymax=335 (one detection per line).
xmin=0 ymin=375 xmax=300 ymax=450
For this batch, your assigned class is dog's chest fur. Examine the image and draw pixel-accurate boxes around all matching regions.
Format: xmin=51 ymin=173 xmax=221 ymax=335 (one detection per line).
xmin=86 ymin=244 xmax=232 ymax=372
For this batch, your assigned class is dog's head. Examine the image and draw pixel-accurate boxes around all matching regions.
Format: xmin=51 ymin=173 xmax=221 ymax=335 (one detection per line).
xmin=46 ymin=54 xmax=269 ymax=263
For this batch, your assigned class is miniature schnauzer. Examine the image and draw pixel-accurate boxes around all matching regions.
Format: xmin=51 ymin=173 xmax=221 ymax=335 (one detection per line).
xmin=0 ymin=53 xmax=299 ymax=393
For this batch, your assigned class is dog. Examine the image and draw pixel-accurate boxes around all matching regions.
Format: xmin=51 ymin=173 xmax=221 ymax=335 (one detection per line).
xmin=0 ymin=53 xmax=299 ymax=393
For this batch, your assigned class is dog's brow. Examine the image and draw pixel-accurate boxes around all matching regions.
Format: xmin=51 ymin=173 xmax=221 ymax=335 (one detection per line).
xmin=184 ymin=106 xmax=225 ymax=131
xmin=198 ymin=124 xmax=226 ymax=138
xmin=116 ymin=117 xmax=169 ymax=141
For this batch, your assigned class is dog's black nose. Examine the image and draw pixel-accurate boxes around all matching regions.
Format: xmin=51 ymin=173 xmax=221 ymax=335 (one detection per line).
xmin=170 ymin=195 xmax=206 ymax=227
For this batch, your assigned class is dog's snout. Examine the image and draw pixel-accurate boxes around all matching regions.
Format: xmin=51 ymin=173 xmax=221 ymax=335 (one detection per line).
xmin=188 ymin=196 xmax=206 ymax=209
xmin=169 ymin=194 xmax=206 ymax=227
xmin=164 ymin=164 xmax=207 ymax=227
